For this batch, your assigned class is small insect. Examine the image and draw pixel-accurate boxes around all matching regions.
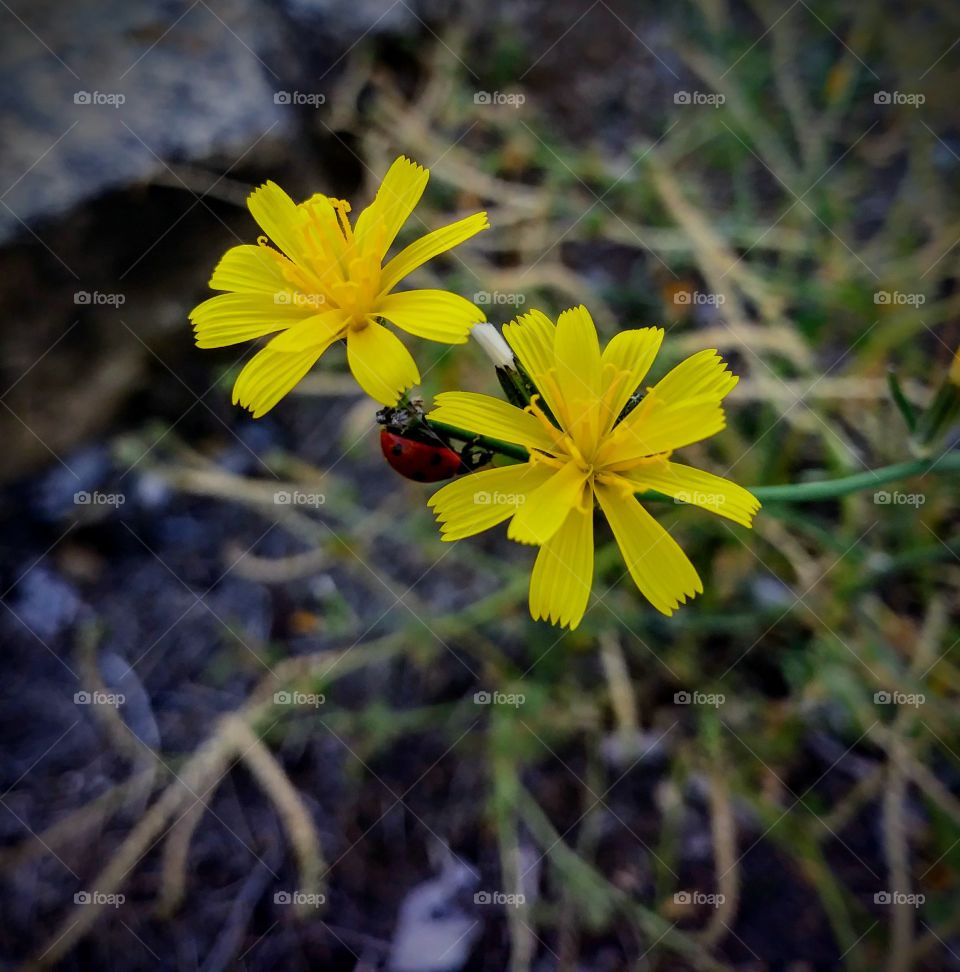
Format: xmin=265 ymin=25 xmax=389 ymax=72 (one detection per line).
xmin=377 ymin=402 xmax=491 ymax=483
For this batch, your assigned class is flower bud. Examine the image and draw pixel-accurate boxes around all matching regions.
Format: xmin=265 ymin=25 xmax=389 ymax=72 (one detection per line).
xmin=470 ymin=322 xmax=515 ymax=369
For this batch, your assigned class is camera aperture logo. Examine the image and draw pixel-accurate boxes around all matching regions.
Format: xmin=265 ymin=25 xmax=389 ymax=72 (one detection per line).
xmin=474 ymin=690 xmax=525 ymax=708
xmin=274 ymin=91 xmax=326 ymax=107
xmin=473 ymin=291 xmax=526 ymax=307
xmin=474 ymin=890 xmax=525 ymax=907
xmin=74 ymin=491 xmax=125 ymax=508
xmin=274 ymin=890 xmax=326 ymax=906
xmin=874 ymin=290 xmax=925 ymax=307
xmin=674 ymin=491 xmax=726 ymax=509
xmin=473 ymin=490 xmax=525 ymax=507
xmin=75 ymin=891 xmax=125 ymax=907
xmin=873 ymin=490 xmax=924 ymax=508
xmin=274 ymin=490 xmax=326 ymax=507
xmin=674 ymin=690 xmax=725 ymax=708
xmin=75 ymin=690 xmax=125 ymax=708
xmin=874 ymin=891 xmax=924 ymax=907
xmin=274 ymin=291 xmax=325 ymax=309
xmin=874 ymin=91 xmax=925 ymax=107
xmin=874 ymin=690 xmax=925 ymax=708
xmin=674 ymin=91 xmax=725 ymax=107
xmin=74 ymin=91 xmax=125 ymax=108
xmin=674 ymin=891 xmax=725 ymax=907
xmin=674 ymin=291 xmax=725 ymax=306
xmin=274 ymin=690 xmax=325 ymax=708
xmin=74 ymin=290 xmax=125 ymax=307
xmin=474 ymin=90 xmax=525 ymax=108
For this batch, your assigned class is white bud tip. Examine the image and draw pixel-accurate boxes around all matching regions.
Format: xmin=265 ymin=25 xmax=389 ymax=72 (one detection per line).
xmin=471 ymin=322 xmax=515 ymax=369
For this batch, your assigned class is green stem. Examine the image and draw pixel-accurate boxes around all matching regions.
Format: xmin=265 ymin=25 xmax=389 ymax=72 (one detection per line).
xmin=746 ymin=453 xmax=960 ymax=503
xmin=427 ymin=418 xmax=960 ymax=504
xmin=428 ymin=420 xmax=531 ymax=463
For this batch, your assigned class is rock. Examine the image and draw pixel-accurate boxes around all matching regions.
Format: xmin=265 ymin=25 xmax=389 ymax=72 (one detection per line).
xmin=12 ymin=565 xmax=83 ymax=640
xmin=0 ymin=0 xmax=420 ymax=482
xmin=1 ymin=0 xmax=287 ymax=238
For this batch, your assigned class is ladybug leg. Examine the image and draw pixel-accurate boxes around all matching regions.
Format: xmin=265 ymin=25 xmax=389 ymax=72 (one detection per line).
xmin=458 ymin=440 xmax=494 ymax=473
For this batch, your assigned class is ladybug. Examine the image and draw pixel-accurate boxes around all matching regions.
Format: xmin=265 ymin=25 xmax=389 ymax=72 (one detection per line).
xmin=377 ymin=401 xmax=492 ymax=483
xmin=380 ymin=429 xmax=463 ymax=482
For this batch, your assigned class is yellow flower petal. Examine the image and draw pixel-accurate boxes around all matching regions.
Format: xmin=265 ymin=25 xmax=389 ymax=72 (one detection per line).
xmin=599 ymin=327 xmax=664 ymax=431
xmin=246 ymin=181 xmax=309 ymax=265
xmin=428 ymin=392 xmax=558 ymax=453
xmin=353 ymin=156 xmax=429 ymax=261
xmin=622 ymin=461 xmax=761 ymax=528
xmin=429 ymin=462 xmax=554 ymax=540
xmin=346 ymin=320 xmax=420 ymax=405
xmin=190 ymin=293 xmax=311 ymax=348
xmin=652 ymin=349 xmax=738 ymax=405
xmin=595 ymin=483 xmax=702 ymax=615
xmin=267 ymin=309 xmax=347 ymax=352
xmin=507 ymin=461 xmax=590 ymax=546
xmin=374 ymin=290 xmax=484 ymax=343
xmin=554 ymin=305 xmax=602 ymax=399
xmin=501 ymin=309 xmax=566 ymax=422
xmin=529 ymin=505 xmax=594 ymax=629
xmin=232 ymin=341 xmax=335 ymax=418
xmin=379 ymin=212 xmax=489 ymax=293
xmin=601 ymin=348 xmax=738 ymax=461
xmin=209 ymin=244 xmax=294 ymax=294
xmin=599 ymin=399 xmax=727 ymax=465
xmin=553 ymin=305 xmax=606 ymax=452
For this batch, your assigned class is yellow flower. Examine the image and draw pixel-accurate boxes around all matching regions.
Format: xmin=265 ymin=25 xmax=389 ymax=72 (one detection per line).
xmin=190 ymin=157 xmax=489 ymax=415
xmin=427 ymin=306 xmax=760 ymax=629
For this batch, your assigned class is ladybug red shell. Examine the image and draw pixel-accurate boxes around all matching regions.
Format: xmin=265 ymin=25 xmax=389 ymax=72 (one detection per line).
xmin=380 ymin=430 xmax=463 ymax=483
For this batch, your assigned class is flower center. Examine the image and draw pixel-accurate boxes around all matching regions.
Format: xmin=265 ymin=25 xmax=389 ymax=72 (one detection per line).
xmin=526 ymin=395 xmax=597 ymax=479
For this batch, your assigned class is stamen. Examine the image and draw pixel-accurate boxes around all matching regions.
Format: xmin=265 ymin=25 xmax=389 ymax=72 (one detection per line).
xmin=598 ymin=366 xmax=627 ymax=426
xmin=574 ymin=483 xmax=594 ymax=514
xmin=528 ymin=451 xmax=564 ymax=470
xmin=596 ymin=471 xmax=637 ymax=496
xmin=330 ymin=199 xmax=354 ymax=241
xmin=525 ymin=395 xmax=567 ymax=451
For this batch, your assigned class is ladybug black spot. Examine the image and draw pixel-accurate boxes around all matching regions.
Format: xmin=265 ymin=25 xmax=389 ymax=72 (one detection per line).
xmin=391 ymin=443 xmax=404 ymax=456
xmin=429 ymin=452 xmax=444 ymax=466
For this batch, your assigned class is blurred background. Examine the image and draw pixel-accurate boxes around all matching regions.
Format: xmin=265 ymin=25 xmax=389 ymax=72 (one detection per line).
xmin=2 ymin=0 xmax=959 ymax=968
